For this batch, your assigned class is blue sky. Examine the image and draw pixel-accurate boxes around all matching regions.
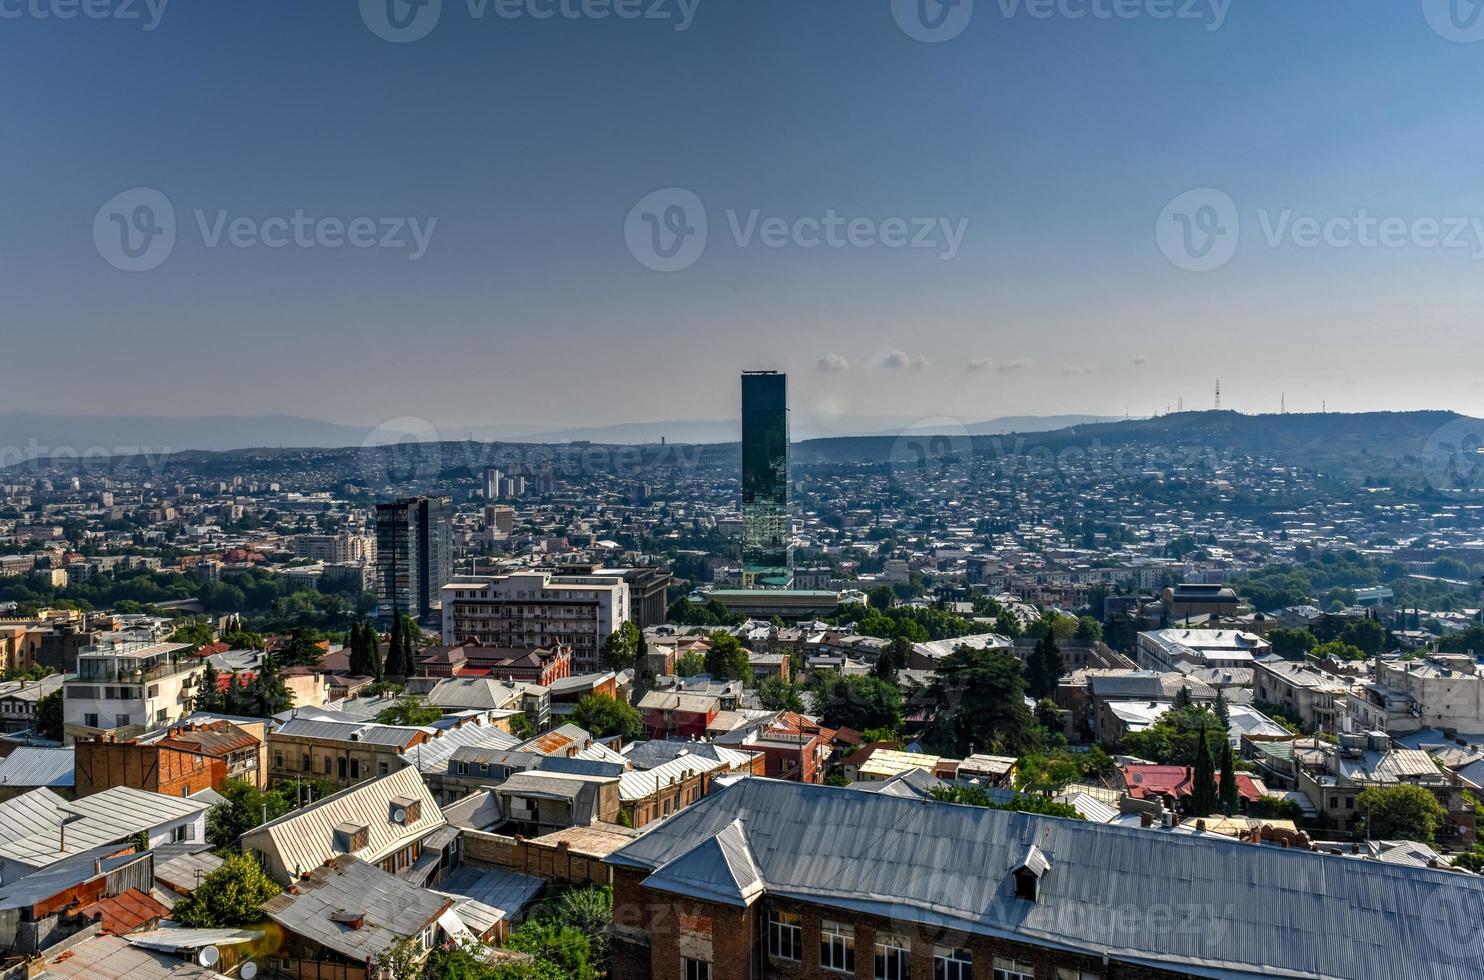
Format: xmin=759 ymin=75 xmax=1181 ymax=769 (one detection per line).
xmin=4 ymin=0 xmax=1484 ymax=432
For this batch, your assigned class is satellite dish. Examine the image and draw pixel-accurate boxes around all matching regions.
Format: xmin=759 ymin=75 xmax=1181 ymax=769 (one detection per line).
xmin=240 ymin=962 xmax=259 ymax=980
xmin=197 ymin=946 xmax=220 ymax=968
xmin=391 ymin=807 xmax=406 ymax=824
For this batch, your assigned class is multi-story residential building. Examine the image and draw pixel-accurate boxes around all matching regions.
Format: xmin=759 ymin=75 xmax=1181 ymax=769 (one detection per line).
xmin=605 ymin=779 xmax=1482 ymax=980
xmin=1348 ymin=654 xmax=1484 ymax=735
xmin=0 ymin=673 xmax=66 ymax=734
xmin=1297 ymin=730 xmax=1476 ymax=843
xmin=440 ymin=571 xmax=630 ymax=673
xmin=1252 ymin=656 xmax=1349 ymax=732
xmin=292 ymin=531 xmax=375 ymax=564
xmin=376 ymin=496 xmax=452 ymax=624
xmin=61 ymin=641 xmax=203 ymax=745
xmin=73 ymin=719 xmax=263 ymax=796
xmin=416 ymin=641 xmax=573 ymax=686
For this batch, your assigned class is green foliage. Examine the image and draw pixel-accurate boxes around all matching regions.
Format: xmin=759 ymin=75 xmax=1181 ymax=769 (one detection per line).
xmin=376 ymin=695 xmax=444 ymax=727
xmin=277 ymin=628 xmax=326 ymax=666
xmin=1120 ymin=705 xmax=1226 ymax=767
xmin=831 ymin=602 xmax=976 ymax=643
xmin=929 ymin=784 xmax=1084 ymax=819
xmin=1074 ymin=616 xmax=1103 ymax=644
xmin=571 ymin=694 xmax=645 ymax=742
xmin=504 ymin=921 xmax=595 ymax=980
xmin=1314 ymin=639 xmax=1368 ymax=661
xmin=532 ymin=885 xmax=612 ymax=969
xmin=1358 ymin=784 xmax=1448 ymax=843
xmin=1247 ymin=795 xmax=1302 ymax=820
xmin=674 ymin=651 xmax=706 ymax=677
xmin=601 ymin=621 xmax=641 ymax=672
xmin=1014 ymin=746 xmax=1115 ymax=793
xmin=1025 ymin=634 xmax=1065 ymax=701
xmin=509 ymin=713 xmax=535 ymax=740
xmin=207 ymin=777 xmax=298 ymax=849
xmin=384 ymin=614 xmax=421 ymax=677
xmin=811 ymin=672 xmax=902 ymax=734
xmin=1338 ymin=618 xmax=1387 ymax=657
xmin=1268 ymin=627 xmax=1318 ymax=660
xmin=923 ymin=646 xmax=1038 ymax=757
xmin=35 ymin=690 xmax=62 ymax=741
xmin=702 ymin=631 xmax=751 ymax=682
xmin=665 ymin=597 xmax=744 ymax=628
xmin=170 ymin=852 xmax=280 ymax=927
xmin=169 ymin=618 xmax=215 ymax=650
xmin=756 ymin=676 xmax=806 ymax=713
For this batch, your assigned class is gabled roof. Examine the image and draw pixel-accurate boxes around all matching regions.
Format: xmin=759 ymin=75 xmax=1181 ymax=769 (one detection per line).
xmin=240 ymin=767 xmax=443 ymax=879
xmin=0 ymin=787 xmax=207 ymax=870
xmin=0 ymin=748 xmax=73 ymax=789
xmin=608 ymin=778 xmax=1484 ymax=980
xmin=642 ymin=819 xmax=763 ymax=908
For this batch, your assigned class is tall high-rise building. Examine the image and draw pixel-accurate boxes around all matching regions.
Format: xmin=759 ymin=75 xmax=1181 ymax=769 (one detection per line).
xmin=741 ymin=370 xmax=792 ymax=588
xmin=375 ymin=496 xmax=452 ymax=623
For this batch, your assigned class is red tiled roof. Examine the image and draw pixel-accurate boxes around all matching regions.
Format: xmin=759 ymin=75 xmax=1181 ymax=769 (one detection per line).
xmin=1121 ymin=765 xmax=1261 ymax=802
xmin=78 ymin=888 xmax=171 ymax=934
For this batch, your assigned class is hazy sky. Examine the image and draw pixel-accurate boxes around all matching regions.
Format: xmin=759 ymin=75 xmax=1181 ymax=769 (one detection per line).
xmin=6 ymin=0 xmax=1484 ymax=433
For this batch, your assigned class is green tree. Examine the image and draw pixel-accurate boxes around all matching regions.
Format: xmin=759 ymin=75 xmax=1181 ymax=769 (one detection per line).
xmin=1074 ymin=616 xmax=1102 ymax=644
xmin=248 ymin=654 xmax=293 ymax=717
xmin=1218 ymin=740 xmax=1239 ymax=815
xmin=867 ymin=585 xmax=896 ymax=611
xmin=1025 ymin=634 xmax=1064 ymax=701
xmin=601 ymin=621 xmax=640 ymax=672
xmin=504 ymin=921 xmax=595 ymax=980
xmin=376 ymin=694 xmax=444 ymax=726
xmin=277 ymin=628 xmax=324 ymax=666
xmin=195 ymin=661 xmax=225 ymax=714
xmin=873 ymin=635 xmax=912 ymax=682
xmin=703 ymin=631 xmax=751 ymax=682
xmin=923 ymin=646 xmax=1038 ymax=757
xmin=168 ymin=618 xmax=214 ymax=651
xmin=812 ymin=673 xmax=902 ymax=734
xmin=35 ymin=690 xmax=62 ymax=741
xmin=571 ymin=694 xmax=645 ymax=741
xmin=929 ymin=784 xmax=1083 ymax=819
xmin=756 ymin=676 xmax=806 ymax=713
xmin=533 ymin=886 xmax=612 ymax=970
xmin=169 ymin=852 xmax=280 ymax=926
xmin=1188 ymin=721 xmax=1219 ymax=817
xmin=207 ymin=777 xmax=295 ymax=848
xmin=632 ymin=632 xmax=655 ymax=697
xmin=1358 ymin=784 xmax=1448 ymax=843
xmin=1339 ymin=618 xmax=1387 ymax=658
xmin=1267 ymin=627 xmax=1317 ymax=660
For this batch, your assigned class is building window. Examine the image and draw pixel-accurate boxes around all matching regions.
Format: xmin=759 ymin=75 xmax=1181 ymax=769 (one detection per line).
xmin=820 ymin=920 xmax=854 ymax=973
xmin=1056 ymin=970 xmax=1100 ymax=980
xmin=380 ymin=762 xmax=389 ymax=776
xmin=935 ymin=947 xmax=972 ymax=980
xmin=683 ymin=957 xmax=710 ymax=980
xmin=457 ymin=762 xmax=468 ymax=775
xmin=993 ymin=957 xmax=1034 ymax=980
xmin=875 ymin=934 xmax=910 ymax=980
xmin=767 ymin=909 xmax=802 ymax=961
xmin=274 ymin=752 xmax=284 ymax=769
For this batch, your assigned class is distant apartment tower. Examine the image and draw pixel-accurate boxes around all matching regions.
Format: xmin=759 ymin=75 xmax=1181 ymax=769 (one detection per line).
xmin=375 ymin=496 xmax=452 ymax=623
xmin=294 ymin=532 xmax=375 ymax=564
xmin=485 ymin=505 xmax=516 ymax=539
xmin=440 ymin=571 xmax=630 ymax=673
xmin=741 ymin=371 xmax=792 ymax=588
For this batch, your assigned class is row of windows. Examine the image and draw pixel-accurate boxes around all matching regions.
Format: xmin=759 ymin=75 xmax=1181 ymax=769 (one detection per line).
xmin=764 ymin=911 xmax=1100 ymax=980
xmin=273 ymin=752 xmax=391 ymax=780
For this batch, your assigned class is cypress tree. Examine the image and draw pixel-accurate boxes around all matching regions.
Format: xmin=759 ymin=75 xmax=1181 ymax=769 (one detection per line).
xmin=1191 ymin=725 xmax=1218 ymax=817
xmin=1219 ymin=740 xmax=1239 ymax=816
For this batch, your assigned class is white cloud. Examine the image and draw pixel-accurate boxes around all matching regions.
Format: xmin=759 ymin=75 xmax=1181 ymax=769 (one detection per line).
xmin=1062 ymin=364 xmax=1094 ymax=375
xmin=996 ymin=358 xmax=1033 ymax=373
xmin=966 ymin=358 xmax=993 ymax=373
xmin=879 ymin=350 xmax=928 ymax=371
xmin=1133 ymin=355 xmax=1149 ymax=367
xmin=816 ymin=353 xmax=850 ymax=372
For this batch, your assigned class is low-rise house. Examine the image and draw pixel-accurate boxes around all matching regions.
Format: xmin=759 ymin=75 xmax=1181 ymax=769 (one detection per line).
xmin=714 ymin=712 xmax=833 ymax=783
xmin=0 ymin=786 xmax=209 ymax=884
xmin=268 ymin=715 xmax=431 ymax=790
xmin=616 ymin=747 xmax=762 ymax=829
xmin=0 ymin=845 xmax=155 ymax=955
xmin=1297 ymin=730 xmax=1476 ymax=843
xmin=74 ymin=719 xmax=264 ymax=798
xmin=0 ymin=747 xmax=74 ymax=801
xmin=240 ymin=766 xmax=448 ymax=886
xmin=0 ymin=675 xmax=66 ymax=735
xmin=1252 ymin=656 xmax=1348 ymax=733
xmin=262 ymin=855 xmax=462 ymax=980
xmin=1120 ymin=764 xmax=1265 ymax=815
xmin=412 ymin=676 xmax=550 ymax=731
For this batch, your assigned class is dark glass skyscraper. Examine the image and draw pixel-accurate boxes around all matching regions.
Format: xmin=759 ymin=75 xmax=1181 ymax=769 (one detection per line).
xmin=741 ymin=371 xmax=792 ymax=588
xmin=375 ymin=495 xmax=452 ymax=623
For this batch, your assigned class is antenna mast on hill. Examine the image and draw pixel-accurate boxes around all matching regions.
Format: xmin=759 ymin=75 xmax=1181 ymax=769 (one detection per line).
xmin=1215 ymin=380 xmax=1222 ymax=411
xmin=1281 ymin=392 xmax=1286 ymax=415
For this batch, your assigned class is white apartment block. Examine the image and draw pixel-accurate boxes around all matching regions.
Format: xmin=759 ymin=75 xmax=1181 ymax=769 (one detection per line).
xmin=441 ymin=572 xmax=630 ymax=673
xmin=293 ymin=532 xmax=376 ymax=564
xmin=1137 ymin=628 xmax=1270 ymax=673
xmin=63 ymin=640 xmax=205 ymax=745
xmin=1349 ymin=654 xmax=1484 ymax=735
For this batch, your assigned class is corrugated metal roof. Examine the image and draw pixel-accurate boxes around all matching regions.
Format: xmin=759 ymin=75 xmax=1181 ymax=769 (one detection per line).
xmin=438 ymin=865 xmax=543 ymax=917
xmin=262 ymin=855 xmax=450 ymax=963
xmin=274 ymin=718 xmax=425 ymax=748
xmin=617 ymin=754 xmax=727 ymax=802
xmin=0 ymin=787 xmax=206 ymax=870
xmin=40 ymin=934 xmax=231 ymax=980
xmin=609 ymin=778 xmax=1484 ymax=980
xmin=240 ymin=767 xmax=443 ymax=880
xmin=400 ymin=724 xmax=519 ymax=774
